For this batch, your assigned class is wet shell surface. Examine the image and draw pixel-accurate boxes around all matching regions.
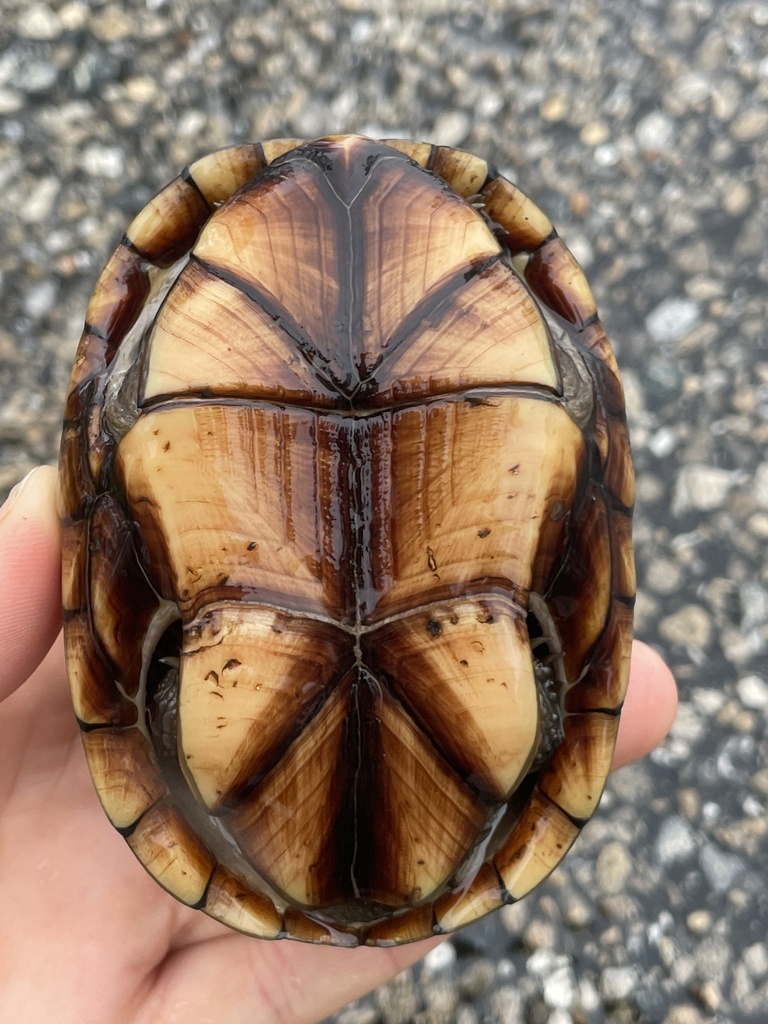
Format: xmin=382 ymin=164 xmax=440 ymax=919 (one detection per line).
xmin=58 ymin=135 xmax=635 ymax=946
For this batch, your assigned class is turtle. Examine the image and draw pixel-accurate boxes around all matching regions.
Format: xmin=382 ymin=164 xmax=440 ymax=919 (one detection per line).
xmin=58 ymin=134 xmax=635 ymax=947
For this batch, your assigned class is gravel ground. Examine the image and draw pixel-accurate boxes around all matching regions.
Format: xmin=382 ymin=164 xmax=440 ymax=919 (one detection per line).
xmin=1 ymin=1 xmax=767 ymax=1022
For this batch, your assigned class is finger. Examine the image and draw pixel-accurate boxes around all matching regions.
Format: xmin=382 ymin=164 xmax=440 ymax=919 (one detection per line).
xmin=613 ymin=639 xmax=677 ymax=769
xmin=140 ymin=931 xmax=443 ymax=1024
xmin=0 ymin=466 xmax=61 ymax=701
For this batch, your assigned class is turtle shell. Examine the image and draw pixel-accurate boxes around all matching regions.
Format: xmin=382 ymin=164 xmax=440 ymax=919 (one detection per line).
xmin=59 ymin=135 xmax=635 ymax=947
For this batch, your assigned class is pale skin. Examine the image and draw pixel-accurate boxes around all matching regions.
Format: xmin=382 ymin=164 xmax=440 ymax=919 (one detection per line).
xmin=0 ymin=466 xmax=677 ymax=1023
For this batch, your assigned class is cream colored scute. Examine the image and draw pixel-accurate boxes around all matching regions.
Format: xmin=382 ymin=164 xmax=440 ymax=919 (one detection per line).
xmin=193 ymin=167 xmax=348 ymax=385
xmin=374 ymin=396 xmax=585 ymax=618
xmin=178 ymin=602 xmax=350 ymax=811
xmin=371 ymin=260 xmax=558 ymax=400
xmin=115 ymin=404 xmax=345 ymax=618
xmin=142 ymin=260 xmax=338 ymax=405
xmin=228 ymin=682 xmax=349 ymax=907
xmin=368 ymin=598 xmax=539 ymax=799
xmin=355 ymin=157 xmax=500 ymax=376
xmin=366 ymin=690 xmax=486 ymax=904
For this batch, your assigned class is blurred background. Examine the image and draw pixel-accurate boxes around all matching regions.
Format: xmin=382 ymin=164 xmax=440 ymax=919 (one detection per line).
xmin=1 ymin=1 xmax=766 ymax=1021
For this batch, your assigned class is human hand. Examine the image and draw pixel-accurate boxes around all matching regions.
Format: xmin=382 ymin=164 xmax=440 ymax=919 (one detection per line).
xmin=0 ymin=466 xmax=677 ymax=1023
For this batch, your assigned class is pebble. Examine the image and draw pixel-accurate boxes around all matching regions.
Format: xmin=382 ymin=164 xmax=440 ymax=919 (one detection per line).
xmin=753 ymin=463 xmax=768 ymax=508
xmin=730 ymin=107 xmax=768 ymax=142
xmin=22 ymin=279 xmax=58 ymax=320
xmin=685 ymin=910 xmax=713 ymax=936
xmin=488 ymin=986 xmax=524 ymax=1024
xmin=422 ymin=942 xmax=457 ymax=973
xmin=654 ymin=816 xmax=698 ymax=867
xmin=599 ymin=966 xmax=638 ymax=1003
xmin=635 ymin=110 xmax=675 ymax=152
xmin=672 ymin=463 xmax=739 ymax=514
xmin=644 ymin=558 xmax=683 ymax=595
xmin=431 ymin=111 xmax=470 ymax=147
xmin=723 ymin=180 xmax=752 ymax=217
xmin=595 ymin=841 xmax=632 ymax=896
xmin=16 ymin=2 xmax=61 ymax=39
xmin=81 ymin=144 xmax=126 ymax=179
xmin=647 ymin=426 xmax=678 ymax=457
xmin=645 ymin=297 xmax=701 ymax=343
xmin=743 ymin=943 xmax=768 ymax=979
xmin=664 ymin=1005 xmax=707 ymax=1024
xmin=19 ymin=177 xmax=59 ymax=224
xmin=542 ymin=964 xmax=578 ymax=1010
xmin=659 ymin=604 xmax=712 ymax=649
xmin=458 ymin=959 xmax=495 ymax=999
xmin=699 ymin=844 xmax=746 ymax=893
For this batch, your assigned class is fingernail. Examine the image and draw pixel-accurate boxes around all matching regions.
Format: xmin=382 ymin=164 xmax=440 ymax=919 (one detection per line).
xmin=0 ymin=468 xmax=39 ymax=524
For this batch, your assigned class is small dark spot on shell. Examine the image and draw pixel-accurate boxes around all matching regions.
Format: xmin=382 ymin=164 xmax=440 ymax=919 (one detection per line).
xmin=509 ymin=464 xmax=520 ymax=474
xmin=205 ymin=670 xmax=219 ymax=685
xmin=247 ymin=541 xmax=257 ymax=551
xmin=163 ymin=441 xmax=171 ymax=452
xmin=426 ymin=619 xmax=442 ymax=638
xmin=550 ymin=501 xmax=565 ymax=521
xmin=223 ymin=659 xmax=241 ymax=671
xmin=426 ymin=546 xmax=437 ymax=572
xmin=477 ymin=528 xmax=491 ymax=538
xmin=459 ymin=659 xmax=469 ymax=667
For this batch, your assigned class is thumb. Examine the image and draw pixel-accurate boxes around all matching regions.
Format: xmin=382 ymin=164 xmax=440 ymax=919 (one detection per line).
xmin=0 ymin=465 xmax=61 ymax=700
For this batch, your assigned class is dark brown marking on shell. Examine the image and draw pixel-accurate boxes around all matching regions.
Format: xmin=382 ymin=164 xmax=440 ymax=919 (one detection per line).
xmin=524 ymin=236 xmax=597 ymax=328
xmin=83 ymin=244 xmax=150 ymax=350
xmin=65 ymin=612 xmax=139 ymax=727
xmin=88 ymin=494 xmax=161 ymax=698
xmin=564 ymin=598 xmax=633 ymax=713
xmin=543 ymin=486 xmax=613 ymax=683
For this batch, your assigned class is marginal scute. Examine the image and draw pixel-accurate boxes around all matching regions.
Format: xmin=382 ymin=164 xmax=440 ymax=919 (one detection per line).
xmin=480 ymin=174 xmax=554 ymax=252
xmin=383 ymin=138 xmax=433 ymax=166
xmin=434 ymin=861 xmax=507 ymax=933
xmin=525 ymin=236 xmax=597 ymax=327
xmin=126 ymin=176 xmax=210 ymax=266
xmin=429 ymin=145 xmax=489 ymax=198
xmin=89 ymin=495 xmax=161 ymax=697
xmin=84 ymin=243 xmax=150 ymax=345
xmin=494 ymin=790 xmax=581 ymax=899
xmin=537 ymin=712 xmax=620 ymax=820
xmin=260 ymin=138 xmax=304 ymax=163
xmin=188 ymin=145 xmax=265 ymax=206
xmin=544 ymin=488 xmax=614 ymax=683
xmin=126 ymin=799 xmax=216 ymax=906
xmin=66 ymin=612 xmax=138 ymax=727
xmin=565 ymin=599 xmax=633 ymax=713
xmin=60 ymin=134 xmax=634 ymax=947
xmin=203 ymin=866 xmax=283 ymax=938
xmin=81 ymin=727 xmax=167 ymax=830
xmin=364 ymin=903 xmax=436 ymax=946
